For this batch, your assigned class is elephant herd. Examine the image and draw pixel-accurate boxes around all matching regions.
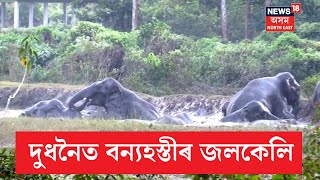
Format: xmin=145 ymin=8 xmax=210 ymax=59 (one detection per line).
xmin=21 ymin=72 xmax=320 ymax=124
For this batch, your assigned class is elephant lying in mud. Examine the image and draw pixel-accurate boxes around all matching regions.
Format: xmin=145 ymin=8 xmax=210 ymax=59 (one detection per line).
xmin=67 ymin=78 xmax=161 ymax=120
xmin=21 ymin=98 xmax=87 ymax=118
xmin=221 ymin=100 xmax=280 ymax=122
xmin=223 ymin=72 xmax=300 ymax=121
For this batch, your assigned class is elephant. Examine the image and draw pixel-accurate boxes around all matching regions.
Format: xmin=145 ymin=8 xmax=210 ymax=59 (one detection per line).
xmin=67 ymin=78 xmax=161 ymax=120
xmin=172 ymin=112 xmax=193 ymax=124
xmin=85 ymin=92 xmax=194 ymax=124
xmin=225 ymin=72 xmax=300 ymax=119
xmin=221 ymin=100 xmax=281 ymax=122
xmin=21 ymin=98 xmax=87 ymax=118
xmin=68 ymin=79 xmax=121 ymax=111
xmin=86 ymin=91 xmax=122 ymax=111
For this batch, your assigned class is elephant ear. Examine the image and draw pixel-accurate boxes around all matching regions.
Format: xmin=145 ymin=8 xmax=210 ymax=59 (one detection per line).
xmin=285 ymin=77 xmax=301 ymax=103
xmin=282 ymin=77 xmax=296 ymax=95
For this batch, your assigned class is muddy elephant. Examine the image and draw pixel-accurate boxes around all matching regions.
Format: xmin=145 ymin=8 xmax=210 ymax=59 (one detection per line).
xmin=225 ymin=72 xmax=300 ymax=119
xmin=67 ymin=78 xmax=161 ymax=120
xmin=22 ymin=98 xmax=87 ymax=118
xmin=221 ymin=100 xmax=280 ymax=122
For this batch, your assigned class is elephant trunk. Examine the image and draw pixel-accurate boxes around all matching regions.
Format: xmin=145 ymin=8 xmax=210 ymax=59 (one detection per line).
xmin=220 ymin=110 xmax=242 ymax=123
xmin=68 ymin=83 xmax=97 ymax=110
xmin=73 ymin=98 xmax=90 ymax=111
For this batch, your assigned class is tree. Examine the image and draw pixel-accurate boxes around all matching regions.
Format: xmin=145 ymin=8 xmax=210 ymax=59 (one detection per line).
xmin=72 ymin=0 xmax=132 ymax=32
xmin=2 ymin=35 xmax=39 ymax=119
xmin=221 ymin=0 xmax=228 ymax=42
xmin=132 ymin=0 xmax=138 ymax=30
xmin=244 ymin=0 xmax=252 ymax=39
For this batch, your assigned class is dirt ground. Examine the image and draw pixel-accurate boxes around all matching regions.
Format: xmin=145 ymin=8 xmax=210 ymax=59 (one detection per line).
xmin=0 ymin=82 xmax=312 ymax=119
xmin=0 ymin=83 xmax=231 ymax=117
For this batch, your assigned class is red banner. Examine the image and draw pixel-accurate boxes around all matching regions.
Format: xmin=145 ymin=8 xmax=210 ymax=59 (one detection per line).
xmin=266 ymin=16 xmax=295 ymax=32
xmin=265 ymin=6 xmax=296 ymax=32
xmin=16 ymin=131 xmax=302 ymax=174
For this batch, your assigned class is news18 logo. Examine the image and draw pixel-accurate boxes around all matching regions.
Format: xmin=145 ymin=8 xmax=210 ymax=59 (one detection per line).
xmin=266 ymin=3 xmax=301 ymax=32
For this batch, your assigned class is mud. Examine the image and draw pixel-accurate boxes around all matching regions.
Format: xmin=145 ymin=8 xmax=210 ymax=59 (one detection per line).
xmin=0 ymin=87 xmax=229 ymax=117
xmin=0 ymin=86 xmax=314 ymax=128
xmin=0 ymin=87 xmax=76 ymax=109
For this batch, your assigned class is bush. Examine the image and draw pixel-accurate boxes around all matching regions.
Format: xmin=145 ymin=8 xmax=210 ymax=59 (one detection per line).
xmin=68 ymin=21 xmax=106 ymax=42
xmin=0 ymin=22 xmax=320 ymax=95
xmin=188 ymin=37 xmax=265 ymax=87
xmin=297 ymin=22 xmax=320 ymax=41
xmin=266 ymin=33 xmax=320 ymax=82
xmin=301 ymin=73 xmax=320 ymax=98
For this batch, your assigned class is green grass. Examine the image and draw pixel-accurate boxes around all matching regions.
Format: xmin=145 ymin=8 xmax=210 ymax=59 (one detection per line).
xmin=0 ymin=117 xmax=205 ymax=147
xmin=0 ymin=117 xmax=306 ymax=148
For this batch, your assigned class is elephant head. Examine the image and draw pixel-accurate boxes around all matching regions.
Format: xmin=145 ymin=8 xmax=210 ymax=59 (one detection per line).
xmin=62 ymin=108 xmax=82 ymax=118
xmin=241 ymin=100 xmax=280 ymax=122
xmin=221 ymin=100 xmax=280 ymax=123
xmin=277 ymin=72 xmax=301 ymax=117
xmin=68 ymin=78 xmax=122 ymax=111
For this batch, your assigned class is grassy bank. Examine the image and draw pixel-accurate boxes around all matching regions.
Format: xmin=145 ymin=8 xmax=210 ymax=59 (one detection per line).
xmin=0 ymin=117 xmax=293 ymax=148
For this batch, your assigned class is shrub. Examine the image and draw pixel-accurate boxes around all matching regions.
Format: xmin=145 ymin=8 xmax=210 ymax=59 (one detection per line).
xmin=0 ymin=22 xmax=320 ymax=95
xmin=189 ymin=37 xmax=264 ymax=87
xmin=297 ymin=22 xmax=320 ymax=41
xmin=301 ymin=73 xmax=320 ymax=98
xmin=267 ymin=33 xmax=320 ymax=82
xmin=68 ymin=21 xmax=106 ymax=42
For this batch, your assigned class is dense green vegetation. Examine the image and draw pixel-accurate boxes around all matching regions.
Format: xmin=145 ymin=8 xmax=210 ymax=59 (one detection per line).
xmin=0 ymin=21 xmax=320 ymax=96
xmin=0 ymin=1 xmax=320 ymax=179
xmin=0 ymin=0 xmax=319 ymax=96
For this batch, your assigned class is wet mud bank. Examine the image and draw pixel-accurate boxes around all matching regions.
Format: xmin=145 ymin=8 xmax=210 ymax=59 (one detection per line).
xmin=0 ymin=87 xmax=230 ymax=117
xmin=0 ymin=86 xmax=314 ymax=128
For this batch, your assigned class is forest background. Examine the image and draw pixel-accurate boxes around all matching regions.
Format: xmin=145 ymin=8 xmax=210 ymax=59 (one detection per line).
xmin=0 ymin=0 xmax=319 ymax=97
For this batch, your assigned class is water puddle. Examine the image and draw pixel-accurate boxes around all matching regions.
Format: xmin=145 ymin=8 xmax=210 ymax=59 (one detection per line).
xmin=0 ymin=109 xmax=24 ymax=118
